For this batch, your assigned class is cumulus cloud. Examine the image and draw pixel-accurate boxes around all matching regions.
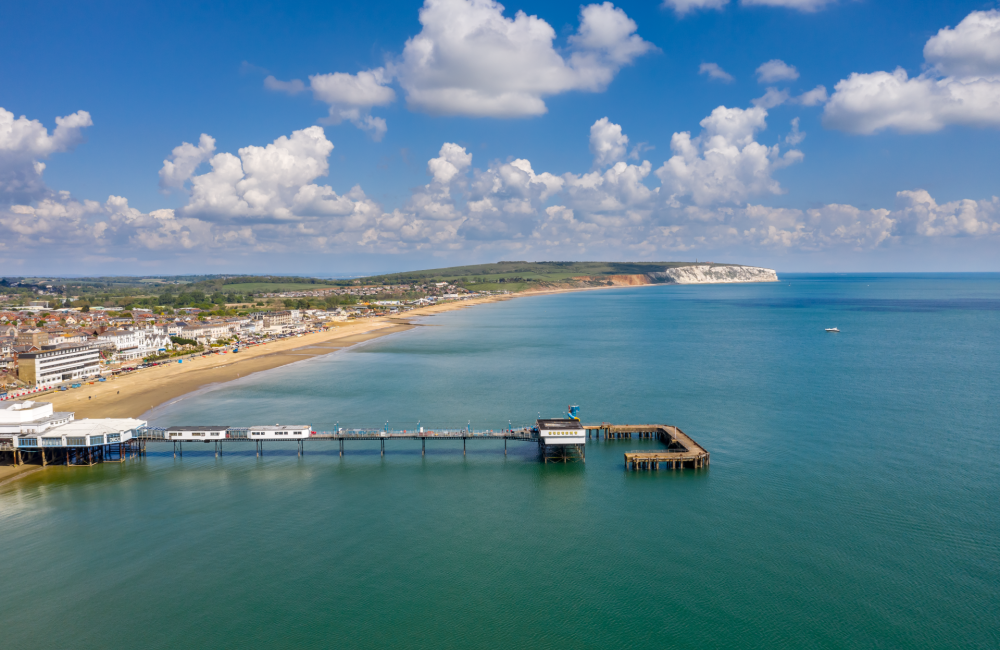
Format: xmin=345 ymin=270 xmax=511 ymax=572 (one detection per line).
xmin=180 ymin=126 xmax=379 ymax=224
xmin=796 ymin=85 xmax=828 ymax=106
xmin=263 ymin=76 xmax=306 ymax=95
xmin=655 ymin=105 xmax=803 ymax=205
xmin=742 ymin=0 xmax=834 ymax=10
xmin=699 ymin=62 xmax=735 ymax=82
xmin=923 ymin=9 xmax=1000 ymax=78
xmin=5 ymin=107 xmax=1000 ymax=262
xmin=266 ymin=1 xmax=653 ymax=135
xmin=394 ymin=0 xmax=653 ymax=117
xmin=159 ymin=134 xmax=216 ymax=191
xmin=785 ymin=117 xmax=805 ymax=145
xmin=589 ymin=117 xmax=629 ymax=168
xmin=756 ymin=59 xmax=799 ymax=83
xmin=825 ymin=10 xmax=1000 ymax=134
xmin=309 ymin=68 xmax=395 ymax=140
xmin=0 ymin=107 xmax=93 ymax=203
xmin=664 ymin=0 xmax=728 ymax=15
xmin=427 ymin=142 xmax=473 ymax=185
xmin=264 ymin=69 xmax=394 ymax=140
xmin=752 ymin=87 xmax=791 ymax=109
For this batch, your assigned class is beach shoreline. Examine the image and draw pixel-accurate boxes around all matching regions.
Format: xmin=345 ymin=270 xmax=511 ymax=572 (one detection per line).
xmin=36 ymin=282 xmax=660 ymax=423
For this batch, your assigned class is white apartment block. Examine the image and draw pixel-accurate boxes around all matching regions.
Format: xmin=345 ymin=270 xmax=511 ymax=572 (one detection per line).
xmin=17 ymin=345 xmax=101 ymax=386
xmin=98 ymin=326 xmax=172 ymax=360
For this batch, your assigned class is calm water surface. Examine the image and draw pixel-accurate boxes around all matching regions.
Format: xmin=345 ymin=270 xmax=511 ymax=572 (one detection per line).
xmin=2 ymin=274 xmax=998 ymax=649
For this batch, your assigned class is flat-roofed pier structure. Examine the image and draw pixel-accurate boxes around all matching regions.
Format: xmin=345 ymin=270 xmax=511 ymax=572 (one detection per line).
xmin=581 ymin=424 xmax=710 ymax=471
xmin=9 ymin=419 xmax=146 ymax=466
xmin=536 ymin=418 xmax=586 ymax=463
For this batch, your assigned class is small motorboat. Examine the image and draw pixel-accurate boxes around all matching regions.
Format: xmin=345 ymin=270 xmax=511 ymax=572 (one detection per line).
xmin=825 ymin=327 xmax=840 ymax=332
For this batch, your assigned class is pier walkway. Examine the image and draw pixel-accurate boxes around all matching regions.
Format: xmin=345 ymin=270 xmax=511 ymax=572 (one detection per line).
xmin=123 ymin=423 xmax=709 ymax=470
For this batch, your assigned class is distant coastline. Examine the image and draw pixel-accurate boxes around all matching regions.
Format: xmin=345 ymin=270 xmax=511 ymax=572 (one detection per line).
xmin=36 ymin=265 xmax=778 ymax=423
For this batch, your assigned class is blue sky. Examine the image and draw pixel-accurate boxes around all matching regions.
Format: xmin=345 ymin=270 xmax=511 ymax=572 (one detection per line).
xmin=2 ymin=0 xmax=999 ymax=274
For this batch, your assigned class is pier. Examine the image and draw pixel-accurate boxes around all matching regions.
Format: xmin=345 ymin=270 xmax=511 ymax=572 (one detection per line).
xmin=3 ymin=398 xmax=710 ymax=472
xmin=582 ymin=423 xmax=710 ymax=470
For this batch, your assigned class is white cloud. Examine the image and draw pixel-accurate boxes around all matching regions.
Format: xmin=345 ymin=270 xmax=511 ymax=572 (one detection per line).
xmin=796 ymin=85 xmax=828 ymax=106
xmin=159 ymin=134 xmax=216 ymax=191
xmin=263 ymin=76 xmax=306 ymax=95
xmin=5 ymin=107 xmax=1000 ymax=261
xmin=395 ymin=0 xmax=653 ymax=117
xmin=752 ymin=87 xmax=790 ymax=108
xmin=267 ymin=1 xmax=652 ymax=134
xmin=824 ymin=10 xmax=1000 ymax=134
xmin=265 ymin=69 xmax=394 ymax=140
xmin=893 ymin=189 xmax=1000 ymax=237
xmin=756 ymin=59 xmax=799 ymax=83
xmin=785 ymin=117 xmax=805 ymax=145
xmin=655 ymin=105 xmax=803 ymax=205
xmin=180 ymin=125 xmax=379 ymax=225
xmin=824 ymin=67 xmax=1000 ymax=134
xmin=741 ymin=0 xmax=834 ymax=10
xmin=0 ymin=107 xmax=93 ymax=203
xmin=427 ymin=142 xmax=473 ymax=184
xmin=923 ymin=9 xmax=1000 ymax=78
xmin=664 ymin=0 xmax=728 ymax=15
xmin=699 ymin=62 xmax=735 ymax=83
xmin=310 ymin=68 xmax=395 ymax=141
xmin=589 ymin=117 xmax=629 ymax=168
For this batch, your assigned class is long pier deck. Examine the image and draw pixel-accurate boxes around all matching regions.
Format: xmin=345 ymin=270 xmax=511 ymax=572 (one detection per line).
xmin=6 ymin=423 xmax=709 ymax=470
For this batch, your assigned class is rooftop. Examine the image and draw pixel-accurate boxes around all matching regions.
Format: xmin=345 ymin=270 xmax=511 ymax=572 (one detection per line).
xmin=536 ymin=418 xmax=584 ymax=431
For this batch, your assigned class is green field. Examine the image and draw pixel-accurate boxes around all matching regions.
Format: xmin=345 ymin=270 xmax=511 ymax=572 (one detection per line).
xmin=361 ymin=261 xmax=718 ymax=289
xmin=213 ymin=281 xmax=342 ymax=293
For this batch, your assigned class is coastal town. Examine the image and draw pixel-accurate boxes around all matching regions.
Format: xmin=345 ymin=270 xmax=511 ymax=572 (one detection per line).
xmin=0 ymin=263 xmax=774 ymax=399
xmin=0 ymin=277 xmax=502 ymax=398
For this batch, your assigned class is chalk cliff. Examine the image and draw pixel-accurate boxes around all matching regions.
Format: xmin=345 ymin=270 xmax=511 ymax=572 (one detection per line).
xmin=648 ymin=265 xmax=778 ymax=284
xmin=573 ymin=265 xmax=778 ymax=286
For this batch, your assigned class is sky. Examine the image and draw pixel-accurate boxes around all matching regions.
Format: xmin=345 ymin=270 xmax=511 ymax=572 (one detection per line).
xmin=2 ymin=0 xmax=1000 ymax=275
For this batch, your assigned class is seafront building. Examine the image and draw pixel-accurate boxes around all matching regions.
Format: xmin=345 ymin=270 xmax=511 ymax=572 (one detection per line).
xmin=0 ymin=399 xmax=144 ymax=466
xmin=17 ymin=344 xmax=101 ymax=387
xmin=97 ymin=326 xmax=172 ymax=361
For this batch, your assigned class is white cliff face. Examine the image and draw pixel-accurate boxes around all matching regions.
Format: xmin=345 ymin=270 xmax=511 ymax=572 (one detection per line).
xmin=649 ymin=265 xmax=778 ymax=284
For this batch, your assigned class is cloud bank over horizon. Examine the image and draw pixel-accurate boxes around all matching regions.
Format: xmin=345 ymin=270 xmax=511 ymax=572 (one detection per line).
xmin=2 ymin=102 xmax=997 ymax=269
xmin=2 ymin=2 xmax=1000 ymax=272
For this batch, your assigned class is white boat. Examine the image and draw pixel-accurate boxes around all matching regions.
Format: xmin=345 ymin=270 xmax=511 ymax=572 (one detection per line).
xmin=825 ymin=327 xmax=840 ymax=332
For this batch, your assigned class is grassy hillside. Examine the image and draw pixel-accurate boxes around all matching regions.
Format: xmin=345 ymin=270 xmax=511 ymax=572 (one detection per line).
xmin=360 ymin=261 xmax=719 ymax=291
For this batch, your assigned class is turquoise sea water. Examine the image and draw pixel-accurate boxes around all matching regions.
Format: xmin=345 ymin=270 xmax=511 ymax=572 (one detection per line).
xmin=1 ymin=274 xmax=998 ymax=649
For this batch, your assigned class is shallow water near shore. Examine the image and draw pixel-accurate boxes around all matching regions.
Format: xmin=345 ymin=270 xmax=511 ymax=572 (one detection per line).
xmin=2 ymin=274 xmax=998 ymax=649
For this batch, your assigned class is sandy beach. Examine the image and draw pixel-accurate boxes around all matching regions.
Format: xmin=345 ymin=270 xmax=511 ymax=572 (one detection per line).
xmin=37 ymin=293 xmax=524 ymax=420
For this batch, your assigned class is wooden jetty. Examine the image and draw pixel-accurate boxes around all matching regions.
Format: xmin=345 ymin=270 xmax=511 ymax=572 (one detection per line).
xmin=581 ymin=423 xmax=710 ymax=471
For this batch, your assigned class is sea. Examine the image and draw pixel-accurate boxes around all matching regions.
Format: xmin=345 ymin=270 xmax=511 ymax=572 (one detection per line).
xmin=1 ymin=274 xmax=998 ymax=649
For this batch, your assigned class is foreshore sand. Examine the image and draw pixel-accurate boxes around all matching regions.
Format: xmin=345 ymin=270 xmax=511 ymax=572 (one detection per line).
xmin=1 ymin=284 xmax=627 ymax=483
xmin=36 ymin=283 xmax=627 ymax=421
xmin=40 ymin=293 xmax=519 ymax=421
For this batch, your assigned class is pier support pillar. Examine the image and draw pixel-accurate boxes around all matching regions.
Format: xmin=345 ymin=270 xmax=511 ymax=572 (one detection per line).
xmin=504 ymin=439 xmax=507 ymax=456
xmin=41 ymin=448 xmax=47 ymax=467
xmin=463 ymin=437 xmax=466 ymax=456
xmin=422 ymin=438 xmax=425 ymax=456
